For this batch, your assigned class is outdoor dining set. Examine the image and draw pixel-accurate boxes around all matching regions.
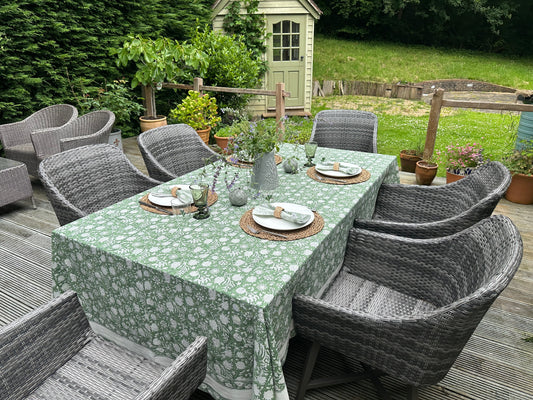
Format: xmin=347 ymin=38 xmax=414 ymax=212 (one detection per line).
xmin=0 ymin=106 xmax=523 ymax=400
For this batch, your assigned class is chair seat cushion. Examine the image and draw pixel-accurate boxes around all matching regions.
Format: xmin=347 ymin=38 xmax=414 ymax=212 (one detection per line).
xmin=323 ymin=269 xmax=437 ymax=317
xmin=26 ymin=336 xmax=165 ymax=400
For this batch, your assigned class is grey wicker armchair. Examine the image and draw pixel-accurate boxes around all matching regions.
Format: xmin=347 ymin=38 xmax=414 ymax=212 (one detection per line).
xmin=138 ymin=124 xmax=223 ymax=182
xmin=310 ymin=109 xmax=378 ymax=153
xmin=356 ymin=161 xmax=511 ymax=238
xmin=293 ymin=215 xmax=522 ymax=400
xmin=0 ymin=290 xmax=207 ymax=400
xmin=0 ymin=104 xmax=78 ymax=176
xmin=31 ymin=110 xmax=115 ymax=162
xmin=38 ymin=144 xmax=161 ymax=226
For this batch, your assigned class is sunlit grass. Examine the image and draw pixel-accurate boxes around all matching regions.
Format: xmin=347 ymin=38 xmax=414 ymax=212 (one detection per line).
xmin=313 ymin=36 xmax=533 ymax=90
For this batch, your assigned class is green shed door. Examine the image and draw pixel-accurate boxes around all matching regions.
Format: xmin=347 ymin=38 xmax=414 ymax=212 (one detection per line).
xmin=267 ymin=16 xmax=306 ymax=109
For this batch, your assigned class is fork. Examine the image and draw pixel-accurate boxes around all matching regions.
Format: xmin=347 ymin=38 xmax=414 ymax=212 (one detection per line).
xmin=247 ymin=224 xmax=288 ymax=239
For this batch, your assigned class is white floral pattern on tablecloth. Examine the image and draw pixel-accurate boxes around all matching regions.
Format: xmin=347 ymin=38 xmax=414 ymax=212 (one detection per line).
xmin=52 ymin=144 xmax=399 ymax=400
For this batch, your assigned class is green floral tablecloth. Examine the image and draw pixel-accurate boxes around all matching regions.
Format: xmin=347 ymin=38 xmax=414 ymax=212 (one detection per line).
xmin=52 ymin=144 xmax=398 ymax=400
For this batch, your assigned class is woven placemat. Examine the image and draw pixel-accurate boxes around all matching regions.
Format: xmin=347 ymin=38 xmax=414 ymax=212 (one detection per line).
xmin=226 ymin=154 xmax=283 ymax=169
xmin=239 ymin=208 xmax=324 ymax=241
xmin=139 ymin=192 xmax=218 ymax=215
xmin=306 ymin=166 xmax=371 ymax=185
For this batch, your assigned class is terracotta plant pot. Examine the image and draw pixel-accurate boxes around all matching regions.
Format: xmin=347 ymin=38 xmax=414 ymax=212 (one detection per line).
xmin=415 ymin=160 xmax=438 ymax=185
xmin=196 ymin=127 xmax=211 ymax=145
xmin=446 ymin=170 xmax=466 ymax=184
xmin=400 ymin=150 xmax=423 ymax=173
xmin=139 ymin=115 xmax=167 ymax=132
xmin=214 ymin=135 xmax=233 ymax=154
xmin=505 ymin=173 xmax=533 ymax=204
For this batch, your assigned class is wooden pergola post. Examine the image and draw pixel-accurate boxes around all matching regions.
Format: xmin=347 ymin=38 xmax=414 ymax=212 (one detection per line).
xmin=276 ymin=82 xmax=286 ymax=132
xmin=423 ymin=88 xmax=444 ymax=161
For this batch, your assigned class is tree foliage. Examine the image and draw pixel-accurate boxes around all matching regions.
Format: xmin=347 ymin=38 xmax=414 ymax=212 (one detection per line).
xmin=314 ymin=0 xmax=532 ymax=55
xmin=0 ymin=0 xmax=210 ymax=123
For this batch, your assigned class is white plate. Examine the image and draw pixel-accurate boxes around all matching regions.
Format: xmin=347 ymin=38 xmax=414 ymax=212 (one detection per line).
xmin=315 ymin=163 xmax=362 ymax=178
xmin=148 ymin=185 xmax=192 ymax=207
xmin=252 ymin=203 xmax=314 ymax=231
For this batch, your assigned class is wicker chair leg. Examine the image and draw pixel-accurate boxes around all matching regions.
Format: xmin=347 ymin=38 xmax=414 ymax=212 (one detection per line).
xmin=408 ymin=385 xmax=419 ymax=400
xmin=361 ymin=363 xmax=392 ymax=400
xmin=296 ymin=341 xmax=321 ymax=400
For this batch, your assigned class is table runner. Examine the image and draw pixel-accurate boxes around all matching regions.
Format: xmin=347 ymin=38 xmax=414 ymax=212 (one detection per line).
xmin=52 ymin=144 xmax=398 ymax=400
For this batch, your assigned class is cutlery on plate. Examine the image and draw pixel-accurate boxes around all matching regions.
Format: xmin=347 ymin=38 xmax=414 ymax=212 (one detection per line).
xmin=149 ymin=193 xmax=175 ymax=198
xmin=247 ymin=224 xmax=288 ymax=239
xmin=314 ymin=173 xmax=347 ymax=184
xmin=139 ymin=200 xmax=173 ymax=215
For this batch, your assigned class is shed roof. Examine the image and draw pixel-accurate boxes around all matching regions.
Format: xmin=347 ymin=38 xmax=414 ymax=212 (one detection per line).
xmin=212 ymin=0 xmax=322 ymax=20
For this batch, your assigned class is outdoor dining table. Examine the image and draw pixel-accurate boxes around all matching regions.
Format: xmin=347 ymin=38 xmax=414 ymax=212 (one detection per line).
xmin=51 ymin=143 xmax=398 ymax=400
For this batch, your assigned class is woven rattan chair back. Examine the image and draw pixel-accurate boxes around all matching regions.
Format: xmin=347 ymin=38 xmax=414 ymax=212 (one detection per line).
xmin=310 ymin=109 xmax=378 ymax=153
xmin=0 ymin=104 xmax=78 ymax=176
xmin=293 ymin=215 xmax=522 ymax=399
xmin=38 ymin=144 xmax=160 ymax=225
xmin=138 ymin=124 xmax=223 ymax=182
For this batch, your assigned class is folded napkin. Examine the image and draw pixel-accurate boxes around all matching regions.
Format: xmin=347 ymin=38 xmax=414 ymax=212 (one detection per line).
xmin=316 ymin=161 xmax=359 ymax=175
xmin=254 ymin=204 xmax=311 ymax=225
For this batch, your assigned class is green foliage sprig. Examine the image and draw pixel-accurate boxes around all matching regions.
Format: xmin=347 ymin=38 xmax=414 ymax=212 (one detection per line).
xmin=228 ymin=119 xmax=282 ymax=161
xmin=169 ymin=90 xmax=221 ymax=130
xmin=502 ymin=144 xmax=533 ymax=176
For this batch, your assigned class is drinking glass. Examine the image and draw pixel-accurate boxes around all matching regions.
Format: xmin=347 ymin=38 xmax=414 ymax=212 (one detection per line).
xmin=189 ymin=184 xmax=210 ymax=219
xmin=304 ymin=141 xmax=318 ymax=167
xmin=171 ymin=197 xmax=189 ymax=217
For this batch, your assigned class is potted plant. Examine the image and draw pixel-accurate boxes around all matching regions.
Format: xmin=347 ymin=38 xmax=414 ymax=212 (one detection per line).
xmin=436 ymin=142 xmax=487 ymax=183
xmin=399 ymin=139 xmax=424 ymax=173
xmin=113 ymin=35 xmax=207 ymax=132
xmin=169 ymin=90 xmax=221 ymax=144
xmin=213 ymin=124 xmax=239 ymax=154
xmin=502 ymin=144 xmax=533 ymax=204
xmin=415 ymin=158 xmax=438 ymax=185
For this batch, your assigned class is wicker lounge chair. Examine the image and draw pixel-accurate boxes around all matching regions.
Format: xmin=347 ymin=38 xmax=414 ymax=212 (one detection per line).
xmin=292 ymin=215 xmax=522 ymax=400
xmin=38 ymin=144 xmax=161 ymax=225
xmin=0 ymin=104 xmax=78 ymax=176
xmin=31 ymin=110 xmax=115 ymax=161
xmin=137 ymin=124 xmax=223 ymax=182
xmin=0 ymin=290 xmax=207 ymax=400
xmin=355 ymin=161 xmax=511 ymax=238
xmin=310 ymin=109 xmax=378 ymax=153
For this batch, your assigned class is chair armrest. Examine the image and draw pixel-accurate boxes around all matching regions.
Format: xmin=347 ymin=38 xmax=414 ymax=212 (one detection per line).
xmin=135 ymin=336 xmax=208 ymax=400
xmin=0 ymin=120 xmax=32 ymax=148
xmin=60 ymin=133 xmax=102 ymax=152
xmin=30 ymin=126 xmax=66 ymax=159
xmin=0 ymin=291 xmax=93 ymax=398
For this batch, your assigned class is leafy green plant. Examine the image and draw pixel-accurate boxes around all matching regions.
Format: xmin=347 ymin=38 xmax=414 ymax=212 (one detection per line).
xmin=113 ymin=36 xmax=208 ymax=119
xmin=169 ymin=90 xmax=221 ymax=130
xmin=69 ymin=78 xmax=144 ymax=137
xmin=228 ymin=119 xmax=282 ymax=161
xmin=502 ymin=144 xmax=533 ymax=176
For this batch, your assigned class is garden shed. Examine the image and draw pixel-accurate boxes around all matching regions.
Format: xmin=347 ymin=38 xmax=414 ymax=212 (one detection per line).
xmin=212 ymin=0 xmax=322 ymax=117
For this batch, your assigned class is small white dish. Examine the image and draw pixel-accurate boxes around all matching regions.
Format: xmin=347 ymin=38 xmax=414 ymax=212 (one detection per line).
xmin=315 ymin=163 xmax=362 ymax=178
xmin=252 ymin=203 xmax=314 ymax=231
xmin=148 ymin=185 xmax=192 ymax=207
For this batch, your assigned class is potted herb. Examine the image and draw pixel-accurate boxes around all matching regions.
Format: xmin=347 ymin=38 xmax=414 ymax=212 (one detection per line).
xmin=399 ymin=139 xmax=424 ymax=173
xmin=436 ymin=142 xmax=487 ymax=183
xmin=213 ymin=124 xmax=239 ymax=154
xmin=113 ymin=35 xmax=207 ymax=131
xmin=502 ymin=144 xmax=533 ymax=204
xmin=169 ymin=90 xmax=221 ymax=144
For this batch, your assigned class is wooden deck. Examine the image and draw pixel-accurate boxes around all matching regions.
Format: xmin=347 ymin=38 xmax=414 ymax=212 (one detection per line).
xmin=1 ymin=137 xmax=532 ymax=400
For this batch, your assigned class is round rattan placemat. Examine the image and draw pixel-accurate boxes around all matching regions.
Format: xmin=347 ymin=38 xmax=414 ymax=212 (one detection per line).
xmin=139 ymin=192 xmax=218 ymax=215
xmin=239 ymin=208 xmax=324 ymax=241
xmin=306 ymin=166 xmax=370 ymax=185
xmin=226 ymin=154 xmax=283 ymax=169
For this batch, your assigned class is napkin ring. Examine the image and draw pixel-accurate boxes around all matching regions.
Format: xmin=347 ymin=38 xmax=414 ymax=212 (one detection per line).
xmin=171 ymin=187 xmax=181 ymax=197
xmin=333 ymin=162 xmax=340 ymax=171
xmin=273 ymin=206 xmax=284 ymax=219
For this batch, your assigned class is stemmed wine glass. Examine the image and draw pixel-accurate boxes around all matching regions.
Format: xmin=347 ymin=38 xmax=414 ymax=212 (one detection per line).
xmin=304 ymin=141 xmax=318 ymax=167
xmin=189 ymin=184 xmax=210 ymax=219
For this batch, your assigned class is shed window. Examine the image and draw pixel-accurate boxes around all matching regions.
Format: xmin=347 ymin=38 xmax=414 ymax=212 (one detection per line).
xmin=272 ymin=20 xmax=300 ymax=61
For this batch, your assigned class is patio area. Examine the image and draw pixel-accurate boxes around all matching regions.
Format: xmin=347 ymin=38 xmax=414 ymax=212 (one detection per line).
xmin=1 ymin=136 xmax=532 ymax=400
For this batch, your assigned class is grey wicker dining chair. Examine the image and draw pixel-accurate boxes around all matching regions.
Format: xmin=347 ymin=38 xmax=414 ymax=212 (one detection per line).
xmin=310 ymin=109 xmax=378 ymax=153
xmin=356 ymin=161 xmax=511 ymax=238
xmin=0 ymin=104 xmax=78 ymax=176
xmin=293 ymin=215 xmax=522 ymax=400
xmin=138 ymin=124 xmax=223 ymax=182
xmin=38 ymin=143 xmax=161 ymax=226
xmin=31 ymin=110 xmax=115 ymax=162
xmin=0 ymin=290 xmax=207 ymax=400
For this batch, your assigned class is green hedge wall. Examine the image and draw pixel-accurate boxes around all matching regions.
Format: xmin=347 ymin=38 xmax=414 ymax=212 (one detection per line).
xmin=0 ymin=0 xmax=211 ymax=123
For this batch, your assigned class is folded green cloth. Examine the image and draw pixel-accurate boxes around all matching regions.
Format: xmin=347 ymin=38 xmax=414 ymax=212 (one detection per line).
xmin=316 ymin=161 xmax=359 ymax=175
xmin=254 ymin=203 xmax=311 ymax=225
